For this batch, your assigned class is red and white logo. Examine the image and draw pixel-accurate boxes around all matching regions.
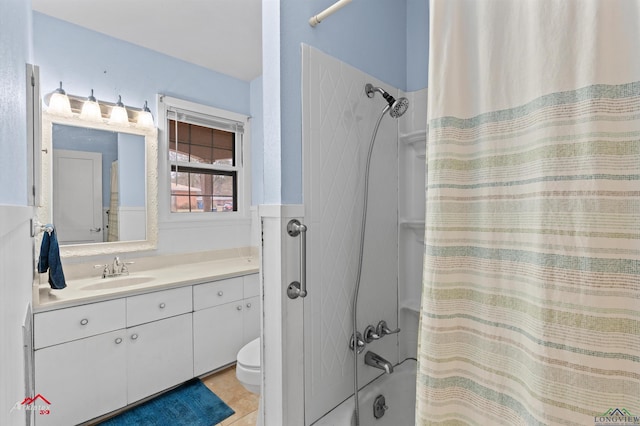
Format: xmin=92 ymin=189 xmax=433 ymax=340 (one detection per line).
xmin=10 ymin=394 xmax=51 ymax=416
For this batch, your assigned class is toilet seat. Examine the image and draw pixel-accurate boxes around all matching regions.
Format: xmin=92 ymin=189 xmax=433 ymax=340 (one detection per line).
xmin=237 ymin=337 xmax=260 ymax=369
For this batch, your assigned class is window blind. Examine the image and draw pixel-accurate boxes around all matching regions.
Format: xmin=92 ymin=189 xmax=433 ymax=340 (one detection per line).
xmin=166 ymin=106 xmax=244 ymax=134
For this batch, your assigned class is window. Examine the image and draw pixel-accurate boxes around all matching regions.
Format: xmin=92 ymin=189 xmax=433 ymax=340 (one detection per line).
xmin=161 ymin=97 xmax=246 ymax=214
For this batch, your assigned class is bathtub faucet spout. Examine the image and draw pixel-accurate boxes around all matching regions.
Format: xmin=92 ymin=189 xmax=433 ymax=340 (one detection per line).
xmin=364 ymin=351 xmax=394 ymax=374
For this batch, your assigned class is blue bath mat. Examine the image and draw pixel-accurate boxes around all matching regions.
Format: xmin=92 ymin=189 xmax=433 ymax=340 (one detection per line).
xmin=99 ymin=379 xmax=234 ymax=426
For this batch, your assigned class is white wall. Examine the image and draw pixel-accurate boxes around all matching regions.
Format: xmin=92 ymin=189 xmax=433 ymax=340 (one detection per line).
xmin=0 ymin=208 xmax=34 ymax=426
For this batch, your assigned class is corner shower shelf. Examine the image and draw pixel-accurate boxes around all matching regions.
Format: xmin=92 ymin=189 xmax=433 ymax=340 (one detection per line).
xmin=400 ymin=130 xmax=427 ymax=159
xmin=400 ymin=219 xmax=425 ymax=242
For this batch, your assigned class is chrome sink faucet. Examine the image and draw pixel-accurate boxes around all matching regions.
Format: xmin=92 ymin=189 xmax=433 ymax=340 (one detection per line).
xmin=112 ymin=256 xmax=123 ymax=274
xmin=364 ymin=351 xmax=394 ymax=374
xmin=94 ymin=256 xmax=134 ymax=278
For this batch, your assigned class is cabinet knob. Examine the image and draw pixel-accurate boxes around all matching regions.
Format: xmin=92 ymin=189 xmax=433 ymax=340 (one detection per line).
xmin=246 ymin=302 xmax=252 ymax=308
xmin=131 ymin=333 xmax=139 ymax=340
xmin=237 ymin=305 xmax=243 ymax=311
xmin=159 ymin=302 xmax=166 ymax=309
xmin=115 ymin=337 xmax=123 ymax=344
xmin=218 ymin=291 xmax=224 ymax=296
xmin=80 ymin=318 xmax=89 ymax=326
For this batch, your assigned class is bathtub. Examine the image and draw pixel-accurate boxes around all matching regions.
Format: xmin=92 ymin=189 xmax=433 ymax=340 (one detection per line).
xmin=313 ymin=359 xmax=417 ymax=426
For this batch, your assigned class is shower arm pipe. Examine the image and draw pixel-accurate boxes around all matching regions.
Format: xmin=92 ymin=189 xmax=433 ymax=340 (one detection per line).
xmin=309 ymin=0 xmax=352 ymax=27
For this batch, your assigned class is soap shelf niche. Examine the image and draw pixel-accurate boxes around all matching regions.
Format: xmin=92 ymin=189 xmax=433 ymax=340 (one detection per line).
xmin=400 ymin=298 xmax=421 ymax=314
xmin=400 ymin=219 xmax=425 ymax=242
xmin=400 ymin=130 xmax=427 ymax=159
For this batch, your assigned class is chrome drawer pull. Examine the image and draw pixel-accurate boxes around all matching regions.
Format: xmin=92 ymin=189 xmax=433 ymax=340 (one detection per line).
xmin=218 ymin=291 xmax=224 ymax=296
xmin=246 ymin=302 xmax=252 ymax=308
xmin=115 ymin=338 xmax=123 ymax=344
xmin=159 ymin=302 xmax=166 ymax=309
xmin=237 ymin=305 xmax=243 ymax=311
xmin=131 ymin=334 xmax=138 ymax=340
xmin=80 ymin=318 xmax=89 ymax=326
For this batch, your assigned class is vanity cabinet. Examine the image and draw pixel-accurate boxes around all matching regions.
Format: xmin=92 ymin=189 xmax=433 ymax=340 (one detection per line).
xmin=34 ymin=329 xmax=128 ymax=426
xmin=193 ymin=274 xmax=260 ymax=376
xmin=125 ymin=286 xmax=194 ymax=402
xmin=33 ymin=273 xmax=258 ymax=425
xmin=127 ymin=313 xmax=193 ymax=403
xmin=33 ymin=287 xmax=193 ymax=426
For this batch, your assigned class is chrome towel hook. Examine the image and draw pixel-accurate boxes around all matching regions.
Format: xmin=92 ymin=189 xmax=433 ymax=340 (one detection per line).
xmin=31 ymin=219 xmax=54 ymax=237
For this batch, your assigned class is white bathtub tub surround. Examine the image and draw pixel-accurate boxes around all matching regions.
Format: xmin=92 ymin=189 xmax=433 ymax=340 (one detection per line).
xmin=302 ymin=44 xmax=400 ymax=424
xmin=313 ymin=359 xmax=416 ymax=426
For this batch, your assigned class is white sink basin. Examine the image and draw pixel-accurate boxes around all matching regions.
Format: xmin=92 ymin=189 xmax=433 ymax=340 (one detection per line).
xmin=80 ymin=275 xmax=155 ymax=291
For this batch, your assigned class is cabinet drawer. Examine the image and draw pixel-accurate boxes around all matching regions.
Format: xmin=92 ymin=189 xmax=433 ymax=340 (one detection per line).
xmin=34 ymin=299 xmax=126 ymax=349
xmin=193 ymin=277 xmax=243 ymax=311
xmin=127 ymin=286 xmax=192 ymax=327
xmin=243 ymin=274 xmax=260 ymax=298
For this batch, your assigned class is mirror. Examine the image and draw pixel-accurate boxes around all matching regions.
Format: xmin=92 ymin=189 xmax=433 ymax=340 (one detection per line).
xmin=38 ymin=112 xmax=158 ymax=257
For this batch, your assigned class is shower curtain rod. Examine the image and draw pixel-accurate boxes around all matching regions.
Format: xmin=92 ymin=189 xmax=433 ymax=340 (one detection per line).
xmin=309 ymin=0 xmax=352 ymax=27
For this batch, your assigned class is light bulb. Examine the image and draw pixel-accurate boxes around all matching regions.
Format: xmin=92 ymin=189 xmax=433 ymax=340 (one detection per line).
xmin=137 ymin=101 xmax=154 ymax=129
xmin=109 ymin=95 xmax=129 ymax=125
xmin=47 ymin=82 xmax=72 ymax=117
xmin=80 ymin=89 xmax=102 ymax=122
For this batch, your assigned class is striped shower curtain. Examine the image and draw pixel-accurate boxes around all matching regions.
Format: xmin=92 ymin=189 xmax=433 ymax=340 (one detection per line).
xmin=417 ymin=1 xmax=640 ymax=425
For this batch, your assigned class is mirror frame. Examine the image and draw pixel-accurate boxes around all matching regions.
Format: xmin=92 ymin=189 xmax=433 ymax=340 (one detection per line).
xmin=38 ymin=111 xmax=158 ymax=257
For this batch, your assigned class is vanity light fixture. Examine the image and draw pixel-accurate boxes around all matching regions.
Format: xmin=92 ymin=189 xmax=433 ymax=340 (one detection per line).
xmin=109 ymin=95 xmax=129 ymax=126
xmin=47 ymin=81 xmax=73 ymax=117
xmin=79 ymin=89 xmax=102 ymax=122
xmin=45 ymin=85 xmax=156 ymax=130
xmin=137 ymin=100 xmax=154 ymax=129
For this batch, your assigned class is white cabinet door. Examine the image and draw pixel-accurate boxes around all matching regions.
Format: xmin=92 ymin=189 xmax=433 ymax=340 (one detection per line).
xmin=243 ymin=295 xmax=260 ymax=343
xmin=34 ymin=330 xmax=127 ymax=426
xmin=127 ymin=313 xmax=193 ymax=403
xmin=193 ymin=301 xmax=244 ymax=376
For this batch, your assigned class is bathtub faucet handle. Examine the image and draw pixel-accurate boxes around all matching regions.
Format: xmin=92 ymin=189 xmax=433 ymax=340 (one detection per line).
xmin=376 ymin=320 xmax=400 ymax=337
xmin=349 ymin=331 xmax=366 ymax=354
xmin=364 ymin=325 xmax=381 ymax=343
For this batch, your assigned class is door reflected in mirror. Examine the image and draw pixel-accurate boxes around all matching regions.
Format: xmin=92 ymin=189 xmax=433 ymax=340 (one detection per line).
xmin=39 ymin=112 xmax=158 ymax=257
xmin=52 ymin=124 xmax=146 ymax=245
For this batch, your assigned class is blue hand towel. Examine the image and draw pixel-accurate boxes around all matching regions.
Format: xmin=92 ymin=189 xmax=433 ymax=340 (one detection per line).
xmin=37 ymin=226 xmax=67 ymax=290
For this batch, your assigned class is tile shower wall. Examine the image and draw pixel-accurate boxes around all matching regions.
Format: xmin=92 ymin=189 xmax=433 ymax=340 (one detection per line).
xmin=302 ymin=45 xmax=399 ymax=425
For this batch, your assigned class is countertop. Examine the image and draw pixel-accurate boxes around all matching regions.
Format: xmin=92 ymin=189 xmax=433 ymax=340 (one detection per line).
xmin=34 ymin=249 xmax=259 ymax=313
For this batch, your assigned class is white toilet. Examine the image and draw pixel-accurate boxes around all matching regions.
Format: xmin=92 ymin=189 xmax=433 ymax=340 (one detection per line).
xmin=236 ymin=337 xmax=263 ymax=425
xmin=236 ymin=337 xmax=261 ymax=393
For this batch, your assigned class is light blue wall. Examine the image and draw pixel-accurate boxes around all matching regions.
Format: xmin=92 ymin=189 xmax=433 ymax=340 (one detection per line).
xmin=33 ymin=12 xmax=251 ymax=119
xmin=407 ymin=0 xmax=430 ymax=91
xmin=0 ymin=0 xmax=32 ymax=205
xmin=280 ymin=0 xmax=407 ymax=204
xmin=250 ymin=77 xmax=264 ymax=205
xmin=264 ymin=0 xmax=428 ymax=204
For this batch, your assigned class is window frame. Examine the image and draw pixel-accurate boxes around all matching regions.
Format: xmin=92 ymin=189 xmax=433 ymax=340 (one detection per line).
xmin=158 ymin=95 xmax=250 ymax=222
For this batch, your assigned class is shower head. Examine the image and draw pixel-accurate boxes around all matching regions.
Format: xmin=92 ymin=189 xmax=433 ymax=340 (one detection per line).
xmin=365 ymin=83 xmax=409 ymax=118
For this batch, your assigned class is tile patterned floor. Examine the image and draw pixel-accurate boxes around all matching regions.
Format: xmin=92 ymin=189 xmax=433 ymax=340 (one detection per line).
xmin=202 ymin=365 xmax=259 ymax=426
